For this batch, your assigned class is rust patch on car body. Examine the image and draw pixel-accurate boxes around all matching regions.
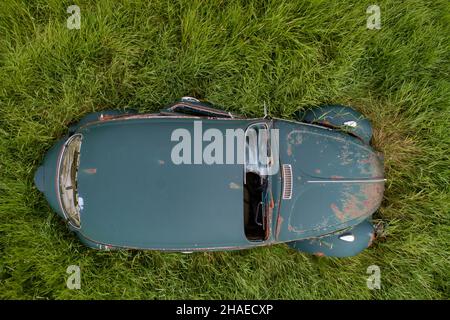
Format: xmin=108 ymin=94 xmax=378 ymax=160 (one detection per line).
xmin=331 ymin=183 xmax=384 ymax=222
xmin=330 ymin=203 xmax=346 ymax=221
xmin=314 ymin=252 xmax=325 ymax=257
xmin=99 ymin=114 xmax=116 ymax=121
xmin=287 ymin=144 xmax=293 ymax=156
xmin=368 ymin=231 xmax=376 ymax=247
xmin=286 ymin=130 xmax=304 ymax=157
xmin=276 ymin=215 xmax=284 ymax=239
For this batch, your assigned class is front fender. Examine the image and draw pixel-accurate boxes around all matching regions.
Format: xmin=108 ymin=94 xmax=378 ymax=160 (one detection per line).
xmin=287 ymin=220 xmax=375 ymax=257
xmin=299 ymin=105 xmax=373 ymax=144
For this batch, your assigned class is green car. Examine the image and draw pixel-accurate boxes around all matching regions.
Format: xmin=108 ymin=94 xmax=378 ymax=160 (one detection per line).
xmin=34 ymin=97 xmax=385 ymax=257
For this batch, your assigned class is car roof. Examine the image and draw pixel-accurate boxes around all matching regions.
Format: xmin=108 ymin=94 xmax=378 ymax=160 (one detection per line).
xmin=76 ymin=117 xmax=255 ymax=249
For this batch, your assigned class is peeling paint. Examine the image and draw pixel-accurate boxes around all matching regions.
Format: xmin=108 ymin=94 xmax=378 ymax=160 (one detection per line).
xmin=368 ymin=232 xmax=376 ymax=247
xmin=99 ymin=113 xmax=116 ymax=121
xmin=314 ymin=252 xmax=325 ymax=257
xmin=357 ymin=153 xmax=383 ymax=177
xmin=312 ymin=238 xmax=333 ymax=250
xmin=331 ymin=203 xmax=346 ymax=221
xmin=287 ymin=144 xmax=292 ymax=156
xmin=229 ymin=182 xmax=240 ymax=189
xmin=286 ymin=130 xmax=304 ymax=158
xmin=331 ymin=182 xmax=384 ymax=222
xmin=358 ymin=158 xmax=371 ymax=164
xmin=276 ymin=215 xmax=284 ymax=238
xmin=287 ymin=130 xmax=304 ymax=145
xmin=339 ymin=143 xmax=354 ymax=165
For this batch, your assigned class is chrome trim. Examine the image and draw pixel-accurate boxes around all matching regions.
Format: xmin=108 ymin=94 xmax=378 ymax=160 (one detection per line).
xmin=307 ymin=178 xmax=386 ymax=184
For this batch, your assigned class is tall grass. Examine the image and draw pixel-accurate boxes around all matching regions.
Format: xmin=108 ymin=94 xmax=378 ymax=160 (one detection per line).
xmin=0 ymin=0 xmax=449 ymax=299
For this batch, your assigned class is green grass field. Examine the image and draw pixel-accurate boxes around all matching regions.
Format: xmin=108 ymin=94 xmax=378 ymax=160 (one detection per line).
xmin=0 ymin=0 xmax=449 ymax=299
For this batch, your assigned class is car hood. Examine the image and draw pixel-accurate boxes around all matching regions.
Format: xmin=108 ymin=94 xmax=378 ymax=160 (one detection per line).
xmin=274 ymin=120 xmax=384 ymax=241
xmin=76 ymin=118 xmax=251 ymax=250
